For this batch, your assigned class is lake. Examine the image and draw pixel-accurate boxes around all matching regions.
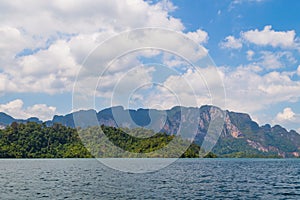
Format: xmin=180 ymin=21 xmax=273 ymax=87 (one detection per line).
xmin=0 ymin=158 xmax=299 ymax=199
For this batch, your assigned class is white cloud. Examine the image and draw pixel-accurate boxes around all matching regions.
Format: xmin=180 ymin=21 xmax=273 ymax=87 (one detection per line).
xmin=26 ymin=104 xmax=57 ymax=121
xmin=220 ymin=36 xmax=242 ymax=49
xmin=275 ymin=107 xmax=295 ymax=122
xmin=297 ymin=65 xmax=300 ymax=76
xmin=0 ymin=26 xmax=34 ymax=66
xmin=220 ymin=65 xmax=300 ymax=114
xmin=186 ymin=29 xmax=208 ymax=44
xmin=137 ymin=66 xmax=225 ymax=110
xmin=242 ymin=25 xmax=296 ymax=48
xmin=155 ymin=0 xmax=178 ymax=12
xmin=0 ymin=0 xmax=210 ymax=102
xmin=0 ymin=39 xmax=80 ymax=94
xmin=0 ymin=0 xmax=184 ymax=36
xmin=0 ymin=99 xmax=24 ymax=112
xmin=258 ymin=51 xmax=283 ymax=69
xmin=246 ymin=50 xmax=255 ymax=60
xmin=0 ymin=0 xmax=191 ymax=95
xmin=0 ymin=99 xmax=56 ymax=120
xmin=256 ymin=51 xmax=296 ymax=70
xmin=71 ymin=28 xmax=210 ymax=111
xmin=98 ymin=66 xmax=155 ymax=100
xmin=273 ymin=108 xmax=300 ymax=132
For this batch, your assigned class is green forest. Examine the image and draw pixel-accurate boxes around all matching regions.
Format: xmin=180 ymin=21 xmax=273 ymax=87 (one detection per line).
xmin=0 ymin=122 xmax=92 ymax=158
xmin=0 ymin=122 xmax=215 ymax=158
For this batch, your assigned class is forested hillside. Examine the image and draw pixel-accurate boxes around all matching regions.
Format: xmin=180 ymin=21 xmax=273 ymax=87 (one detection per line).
xmin=0 ymin=122 xmax=209 ymax=158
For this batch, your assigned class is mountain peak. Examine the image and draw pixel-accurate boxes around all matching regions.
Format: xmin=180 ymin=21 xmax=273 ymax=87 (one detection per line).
xmin=0 ymin=112 xmax=15 ymax=125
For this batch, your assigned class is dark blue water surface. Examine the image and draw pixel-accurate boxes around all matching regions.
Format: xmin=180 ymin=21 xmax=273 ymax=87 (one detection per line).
xmin=0 ymin=158 xmax=299 ymax=199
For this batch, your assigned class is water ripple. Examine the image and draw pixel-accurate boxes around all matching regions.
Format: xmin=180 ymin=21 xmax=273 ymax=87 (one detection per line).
xmin=0 ymin=158 xmax=299 ymax=199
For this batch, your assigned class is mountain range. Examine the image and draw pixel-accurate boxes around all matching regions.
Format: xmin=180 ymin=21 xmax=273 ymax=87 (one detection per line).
xmin=0 ymin=105 xmax=299 ymax=158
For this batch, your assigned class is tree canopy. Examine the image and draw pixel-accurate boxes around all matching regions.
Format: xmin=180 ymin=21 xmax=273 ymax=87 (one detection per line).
xmin=0 ymin=122 xmax=215 ymax=158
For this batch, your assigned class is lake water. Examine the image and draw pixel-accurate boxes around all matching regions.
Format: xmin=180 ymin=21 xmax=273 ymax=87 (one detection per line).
xmin=0 ymin=158 xmax=299 ymax=199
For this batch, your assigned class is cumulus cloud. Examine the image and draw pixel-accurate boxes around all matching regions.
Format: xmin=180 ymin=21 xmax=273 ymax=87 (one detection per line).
xmin=134 ymin=66 xmax=225 ymax=111
xmin=258 ymin=51 xmax=284 ymax=69
xmin=71 ymin=27 xmax=210 ymax=112
xmin=0 ymin=0 xmax=209 ymax=96
xmin=275 ymin=107 xmax=296 ymax=122
xmin=256 ymin=51 xmax=296 ymax=70
xmin=155 ymin=0 xmax=178 ymax=12
xmin=220 ymin=36 xmax=243 ymax=49
xmin=221 ymin=65 xmax=300 ymax=114
xmin=103 ymin=58 xmax=300 ymax=120
xmin=0 ymin=27 xmax=29 ymax=61
xmin=273 ymin=107 xmax=300 ymax=132
xmin=0 ymin=39 xmax=80 ymax=94
xmin=0 ymin=0 xmax=184 ymax=36
xmin=98 ymin=66 xmax=155 ymax=101
xmin=186 ymin=29 xmax=208 ymax=44
xmin=0 ymin=99 xmax=56 ymax=120
xmin=221 ymin=26 xmax=298 ymax=54
xmin=242 ymin=25 xmax=296 ymax=48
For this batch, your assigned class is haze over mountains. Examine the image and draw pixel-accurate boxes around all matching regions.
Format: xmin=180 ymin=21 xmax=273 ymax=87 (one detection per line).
xmin=0 ymin=105 xmax=299 ymax=158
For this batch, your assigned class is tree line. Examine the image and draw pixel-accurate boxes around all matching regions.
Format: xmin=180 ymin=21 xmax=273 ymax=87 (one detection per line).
xmin=0 ymin=122 xmax=216 ymax=158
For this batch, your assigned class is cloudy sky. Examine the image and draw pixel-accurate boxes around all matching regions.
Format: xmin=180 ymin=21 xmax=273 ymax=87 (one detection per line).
xmin=0 ymin=0 xmax=300 ymax=132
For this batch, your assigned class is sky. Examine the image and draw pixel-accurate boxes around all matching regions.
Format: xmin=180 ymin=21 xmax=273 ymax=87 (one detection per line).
xmin=0 ymin=0 xmax=300 ymax=132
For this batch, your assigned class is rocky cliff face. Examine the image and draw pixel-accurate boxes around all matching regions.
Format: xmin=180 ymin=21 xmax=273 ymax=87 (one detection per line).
xmin=223 ymin=113 xmax=243 ymax=138
xmin=216 ymin=111 xmax=300 ymax=158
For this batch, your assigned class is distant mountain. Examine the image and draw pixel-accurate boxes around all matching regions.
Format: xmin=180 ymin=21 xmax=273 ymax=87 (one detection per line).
xmin=0 ymin=112 xmax=15 ymax=126
xmin=0 ymin=112 xmax=42 ymax=128
xmin=0 ymin=105 xmax=299 ymax=158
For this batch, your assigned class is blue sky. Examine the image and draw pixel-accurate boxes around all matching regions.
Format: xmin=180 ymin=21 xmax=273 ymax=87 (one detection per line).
xmin=0 ymin=0 xmax=300 ymax=132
